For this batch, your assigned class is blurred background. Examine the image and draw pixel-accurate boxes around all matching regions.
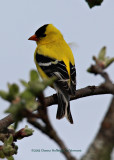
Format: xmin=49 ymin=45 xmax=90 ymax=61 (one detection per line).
xmin=0 ymin=0 xmax=114 ymax=159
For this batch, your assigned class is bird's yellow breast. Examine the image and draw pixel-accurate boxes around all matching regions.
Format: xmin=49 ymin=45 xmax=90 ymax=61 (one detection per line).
xmin=34 ymin=38 xmax=75 ymax=77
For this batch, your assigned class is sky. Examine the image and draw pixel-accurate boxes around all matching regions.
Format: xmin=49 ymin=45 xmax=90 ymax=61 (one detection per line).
xmin=0 ymin=0 xmax=114 ymax=160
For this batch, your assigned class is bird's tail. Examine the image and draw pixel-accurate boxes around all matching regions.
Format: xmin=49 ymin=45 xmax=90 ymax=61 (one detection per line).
xmin=54 ymin=84 xmax=73 ymax=124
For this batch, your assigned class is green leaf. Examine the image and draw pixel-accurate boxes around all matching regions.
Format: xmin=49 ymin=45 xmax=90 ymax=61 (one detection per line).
xmin=0 ymin=90 xmax=14 ymax=102
xmin=3 ymin=145 xmax=15 ymax=157
xmin=9 ymin=84 xmax=19 ymax=96
xmin=85 ymin=0 xmax=103 ymax=8
xmin=105 ymin=57 xmax=114 ymax=68
xmin=14 ymin=122 xmax=18 ymax=130
xmin=87 ymin=46 xmax=114 ymax=72
xmin=5 ymin=102 xmax=25 ymax=116
xmin=28 ymin=80 xmax=46 ymax=96
xmin=7 ymin=156 xmax=14 ymax=160
xmin=3 ymin=140 xmax=15 ymax=157
xmin=0 ymin=91 xmax=8 ymax=100
xmin=24 ymin=125 xmax=34 ymax=136
xmin=28 ymin=77 xmax=55 ymax=96
xmin=0 ymin=83 xmax=20 ymax=102
xmin=30 ymin=70 xmax=39 ymax=81
xmin=98 ymin=46 xmax=106 ymax=60
xmin=5 ymin=102 xmax=25 ymax=129
xmin=42 ymin=77 xmax=56 ymax=87
xmin=26 ymin=99 xmax=38 ymax=111
xmin=7 ymin=136 xmax=13 ymax=145
xmin=20 ymin=89 xmax=34 ymax=100
xmin=20 ymin=80 xmax=28 ymax=88
xmin=0 ymin=150 xmax=5 ymax=158
xmin=87 ymin=67 xmax=92 ymax=73
xmin=8 ymin=125 xmax=14 ymax=131
xmin=7 ymin=83 xmax=11 ymax=89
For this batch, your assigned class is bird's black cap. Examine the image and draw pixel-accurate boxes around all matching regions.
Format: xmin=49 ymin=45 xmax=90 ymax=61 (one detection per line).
xmin=35 ymin=24 xmax=48 ymax=38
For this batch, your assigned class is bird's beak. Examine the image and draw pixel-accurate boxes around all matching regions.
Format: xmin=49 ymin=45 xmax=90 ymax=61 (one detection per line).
xmin=28 ymin=34 xmax=38 ymax=41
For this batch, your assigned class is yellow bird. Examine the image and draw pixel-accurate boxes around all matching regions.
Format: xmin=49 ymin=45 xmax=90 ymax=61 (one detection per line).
xmin=28 ymin=24 xmax=76 ymax=124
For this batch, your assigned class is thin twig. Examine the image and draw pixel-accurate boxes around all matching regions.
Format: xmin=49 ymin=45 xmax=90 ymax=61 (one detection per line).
xmin=88 ymin=64 xmax=112 ymax=83
xmin=28 ymin=118 xmax=76 ymax=160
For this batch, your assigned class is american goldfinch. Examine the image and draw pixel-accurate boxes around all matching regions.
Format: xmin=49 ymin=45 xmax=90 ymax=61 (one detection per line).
xmin=28 ymin=24 xmax=76 ymax=124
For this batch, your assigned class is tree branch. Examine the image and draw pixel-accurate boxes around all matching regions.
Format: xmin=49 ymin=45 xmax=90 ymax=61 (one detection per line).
xmin=44 ymin=84 xmax=114 ymax=108
xmin=28 ymin=118 xmax=76 ymax=160
xmin=0 ymin=127 xmax=33 ymax=142
xmin=0 ymin=114 xmax=14 ymax=132
xmin=28 ymin=92 xmax=76 ymax=160
xmin=0 ymin=84 xmax=114 ymax=132
xmin=81 ymin=96 xmax=114 ymax=160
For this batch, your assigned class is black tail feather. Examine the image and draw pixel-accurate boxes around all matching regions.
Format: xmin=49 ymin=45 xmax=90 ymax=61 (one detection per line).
xmin=56 ymin=92 xmax=73 ymax=124
xmin=67 ymin=102 xmax=73 ymax=124
xmin=54 ymin=83 xmax=73 ymax=124
xmin=56 ymin=92 xmax=66 ymax=119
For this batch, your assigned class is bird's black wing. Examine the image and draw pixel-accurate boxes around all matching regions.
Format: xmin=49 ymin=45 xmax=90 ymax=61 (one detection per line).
xmin=35 ymin=53 xmax=70 ymax=93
